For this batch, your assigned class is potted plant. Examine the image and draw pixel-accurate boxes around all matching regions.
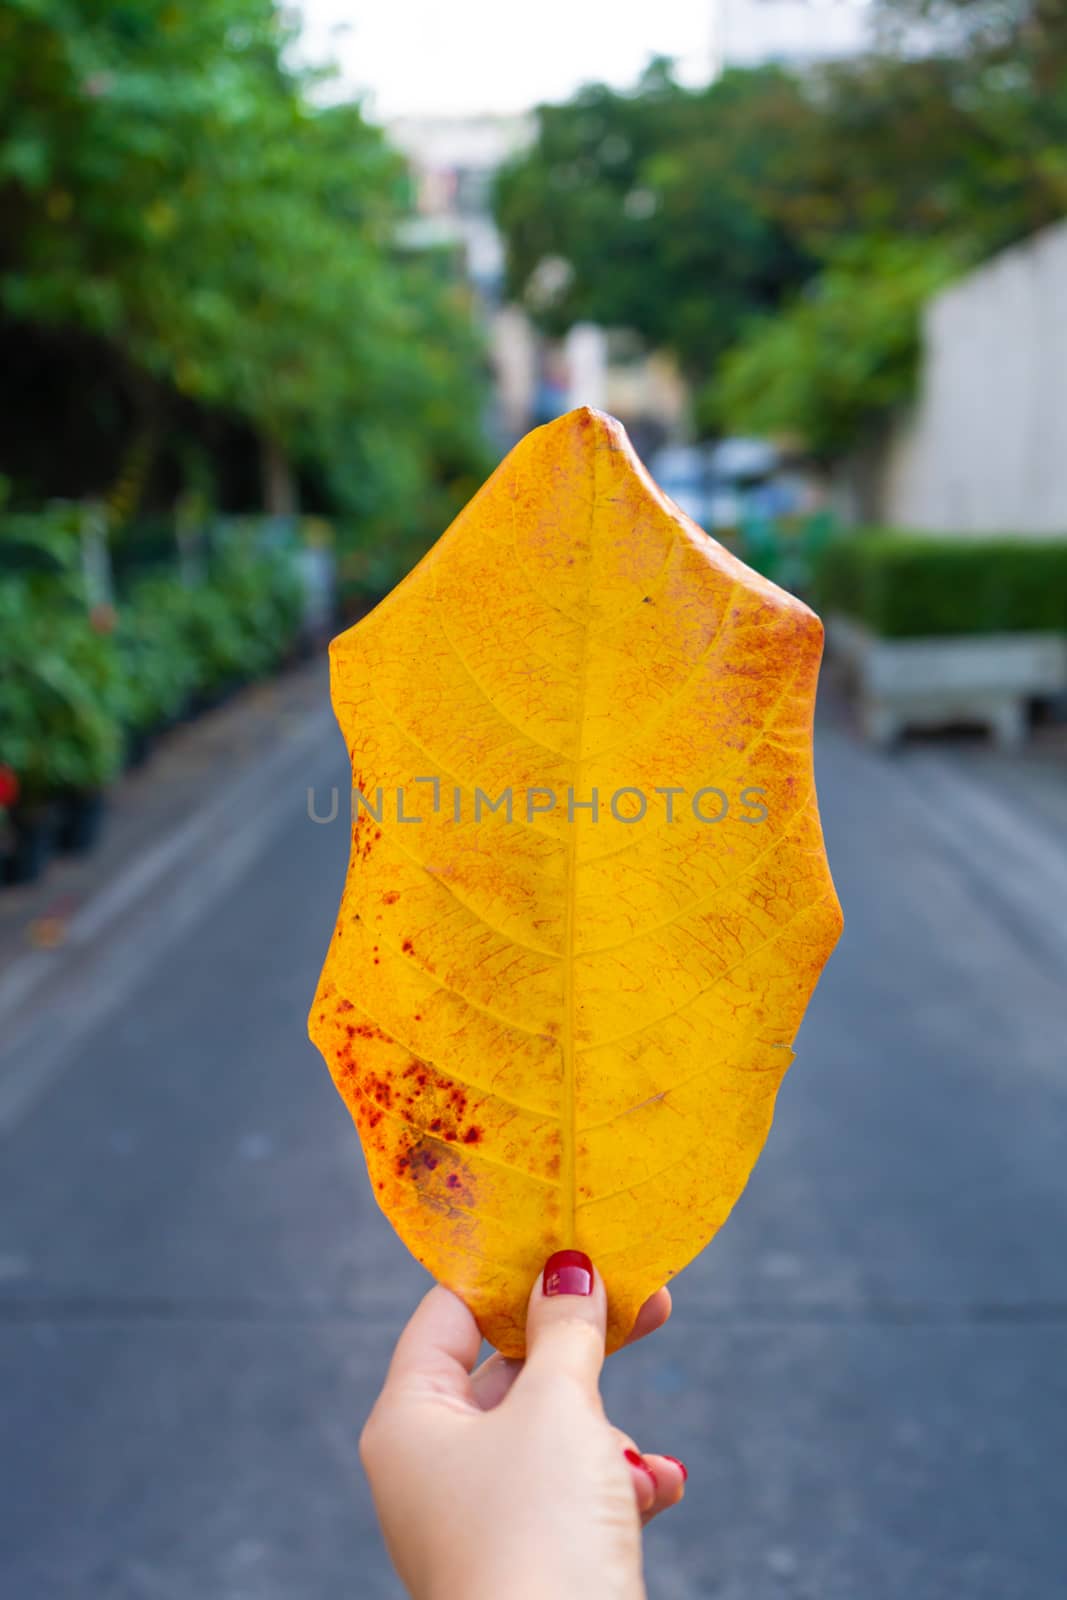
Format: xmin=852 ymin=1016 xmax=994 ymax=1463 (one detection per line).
xmin=816 ymin=533 xmax=1067 ymax=747
xmin=0 ymin=762 xmax=35 ymax=885
xmin=0 ymin=580 xmax=124 ymax=874
xmin=1 ymin=576 xmax=51 ymax=882
xmin=0 ymin=662 xmax=60 ymax=883
xmin=116 ymin=577 xmax=198 ymax=764
xmin=170 ymin=535 xmax=303 ymax=711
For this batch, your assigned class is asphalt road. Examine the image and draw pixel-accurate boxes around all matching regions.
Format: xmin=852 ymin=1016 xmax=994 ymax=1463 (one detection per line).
xmin=1 ymin=702 xmax=1065 ymax=1600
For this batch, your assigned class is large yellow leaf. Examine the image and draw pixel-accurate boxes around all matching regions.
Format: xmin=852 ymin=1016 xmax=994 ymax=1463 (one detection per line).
xmin=310 ymin=408 xmax=842 ymax=1356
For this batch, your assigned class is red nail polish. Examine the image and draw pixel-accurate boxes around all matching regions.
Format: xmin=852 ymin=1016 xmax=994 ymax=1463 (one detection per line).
xmin=542 ymin=1249 xmax=593 ymax=1297
xmin=662 ymin=1455 xmax=688 ymax=1483
xmin=624 ymin=1448 xmax=657 ymax=1486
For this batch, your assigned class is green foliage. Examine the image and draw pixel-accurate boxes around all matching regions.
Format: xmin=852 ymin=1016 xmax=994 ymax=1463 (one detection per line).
xmin=115 ymin=586 xmax=196 ymax=734
xmin=333 ymin=474 xmax=485 ymax=612
xmin=207 ymin=534 xmax=303 ymax=679
xmin=494 ymin=29 xmax=1067 ymax=427
xmin=0 ymin=509 xmax=310 ymax=798
xmin=709 ymin=241 xmax=965 ymax=455
xmin=123 ymin=538 xmax=303 ymax=704
xmin=0 ymin=0 xmax=490 ymax=514
xmin=813 ymin=532 xmax=1067 ymax=638
xmin=0 ymin=581 xmax=125 ymax=802
xmin=494 ymin=64 xmax=817 ymax=377
xmin=775 ymin=52 xmax=1067 ymax=264
xmin=0 ymin=503 xmax=86 ymax=581
xmin=873 ymin=0 xmax=1067 ymax=92
xmin=0 ymin=504 xmax=123 ymax=799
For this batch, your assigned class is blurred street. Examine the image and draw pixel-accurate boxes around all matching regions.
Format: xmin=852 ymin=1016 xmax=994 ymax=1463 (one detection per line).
xmin=3 ymin=3 xmax=1067 ymax=1595
xmin=1 ymin=685 xmax=1064 ymax=1600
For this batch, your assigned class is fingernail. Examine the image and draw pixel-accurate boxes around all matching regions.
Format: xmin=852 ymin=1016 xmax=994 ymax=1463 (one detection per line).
xmin=662 ymin=1454 xmax=689 ymax=1483
xmin=542 ymin=1249 xmax=593 ymax=1297
xmin=624 ymin=1447 xmax=657 ymax=1487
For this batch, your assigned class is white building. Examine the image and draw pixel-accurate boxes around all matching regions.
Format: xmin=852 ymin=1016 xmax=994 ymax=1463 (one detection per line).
xmin=846 ymin=219 xmax=1067 ymax=535
xmin=387 ymin=114 xmax=533 ymax=297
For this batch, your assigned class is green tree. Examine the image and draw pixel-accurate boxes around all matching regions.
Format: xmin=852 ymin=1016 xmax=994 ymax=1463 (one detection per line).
xmin=494 ymin=33 xmax=1067 ymax=424
xmin=494 ymin=63 xmax=819 ymax=378
xmin=0 ymin=0 xmax=490 ymax=526
xmin=873 ymin=0 xmax=1067 ymax=88
xmin=780 ymin=50 xmax=1067 ymax=261
xmin=708 ymin=8 xmax=1067 ymax=452
xmin=709 ymin=240 xmax=965 ymax=456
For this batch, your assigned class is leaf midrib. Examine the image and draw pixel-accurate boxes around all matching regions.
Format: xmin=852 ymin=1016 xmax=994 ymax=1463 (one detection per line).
xmin=560 ymin=446 xmax=600 ymax=1246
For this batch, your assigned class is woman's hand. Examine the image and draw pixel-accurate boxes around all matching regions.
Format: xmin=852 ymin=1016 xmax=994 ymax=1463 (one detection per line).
xmin=360 ymin=1251 xmax=687 ymax=1600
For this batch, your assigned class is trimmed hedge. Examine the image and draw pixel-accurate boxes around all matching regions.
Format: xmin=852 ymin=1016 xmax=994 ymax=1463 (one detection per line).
xmin=813 ymin=532 xmax=1067 ymax=639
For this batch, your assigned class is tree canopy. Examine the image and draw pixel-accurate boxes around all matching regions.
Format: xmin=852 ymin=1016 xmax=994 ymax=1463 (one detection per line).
xmin=494 ymin=63 xmax=819 ymax=379
xmin=709 ymin=239 xmax=965 ymax=456
xmin=494 ymin=13 xmax=1067 ymax=452
xmin=0 ymin=0 xmax=491 ymax=523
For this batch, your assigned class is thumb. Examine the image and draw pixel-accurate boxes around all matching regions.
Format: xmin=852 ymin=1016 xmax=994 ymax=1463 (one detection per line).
xmin=521 ymin=1249 xmax=607 ymax=1395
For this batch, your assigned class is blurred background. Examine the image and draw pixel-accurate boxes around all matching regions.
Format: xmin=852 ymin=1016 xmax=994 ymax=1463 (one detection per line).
xmin=1 ymin=2 xmax=1065 ymax=1596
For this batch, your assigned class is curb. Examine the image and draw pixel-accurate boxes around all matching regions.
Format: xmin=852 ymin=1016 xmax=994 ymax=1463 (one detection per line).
xmin=0 ymin=706 xmax=341 ymax=1136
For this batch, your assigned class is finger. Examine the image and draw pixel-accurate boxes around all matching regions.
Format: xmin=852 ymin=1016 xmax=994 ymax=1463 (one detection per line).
xmin=611 ymin=1424 xmax=688 ymax=1524
xmin=623 ymin=1286 xmax=672 ymax=1347
xmin=381 ymin=1283 xmax=482 ymax=1405
xmin=474 ymin=1284 xmax=670 ymax=1410
xmin=638 ymin=1453 xmax=687 ymax=1526
xmin=470 ymin=1351 xmax=523 ymax=1410
xmin=521 ymin=1250 xmax=606 ymax=1395
xmin=623 ymin=1447 xmax=658 ymax=1516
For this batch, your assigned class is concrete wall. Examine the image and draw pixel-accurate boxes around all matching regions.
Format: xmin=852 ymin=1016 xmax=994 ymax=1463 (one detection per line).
xmin=861 ymin=219 xmax=1067 ymax=534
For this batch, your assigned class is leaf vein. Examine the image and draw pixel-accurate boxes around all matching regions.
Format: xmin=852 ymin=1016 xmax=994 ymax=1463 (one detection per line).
xmin=579 ymin=895 xmax=833 ymax=1055
xmin=351 ymin=1080 xmax=559 ymax=1188
xmin=587 ymin=578 xmax=742 ymax=762
xmin=334 ymin=991 xmax=558 ymax=1118
xmin=580 ymin=789 xmax=815 ymax=956
xmin=347 ymin=680 xmax=561 ymax=846
xmin=370 ymin=821 xmax=562 ymax=960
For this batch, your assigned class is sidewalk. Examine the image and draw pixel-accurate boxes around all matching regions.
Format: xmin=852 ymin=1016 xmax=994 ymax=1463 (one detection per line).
xmin=0 ymin=658 xmax=341 ymax=1133
xmin=0 ymin=658 xmax=333 ymax=973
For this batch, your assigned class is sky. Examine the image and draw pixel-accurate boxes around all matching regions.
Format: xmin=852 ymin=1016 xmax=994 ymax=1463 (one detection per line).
xmin=295 ymin=0 xmax=872 ymax=121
